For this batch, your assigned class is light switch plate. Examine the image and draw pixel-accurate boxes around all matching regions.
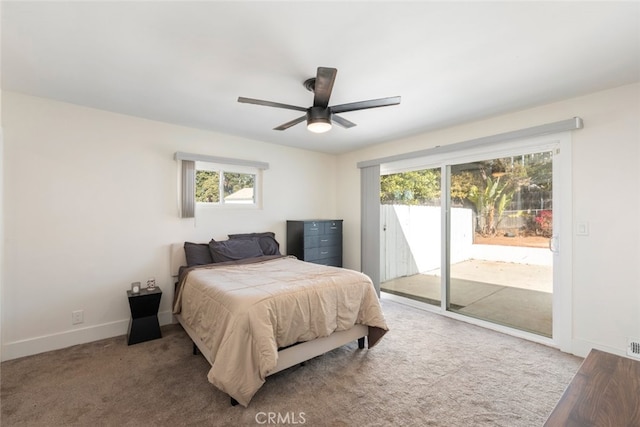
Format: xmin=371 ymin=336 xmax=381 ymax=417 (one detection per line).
xmin=576 ymin=222 xmax=589 ymax=236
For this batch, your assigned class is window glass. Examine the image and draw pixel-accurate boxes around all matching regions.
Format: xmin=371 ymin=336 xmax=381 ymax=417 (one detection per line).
xmin=194 ymin=161 xmax=259 ymax=206
xmin=223 ymin=172 xmax=255 ymax=204
xmin=195 ymin=170 xmax=220 ymax=203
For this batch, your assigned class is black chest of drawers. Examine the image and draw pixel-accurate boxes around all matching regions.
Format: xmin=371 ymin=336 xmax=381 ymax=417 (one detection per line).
xmin=286 ymin=220 xmax=343 ymax=267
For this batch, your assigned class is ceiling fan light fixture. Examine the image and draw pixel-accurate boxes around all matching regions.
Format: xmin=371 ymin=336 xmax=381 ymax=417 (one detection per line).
xmin=238 ymin=67 xmax=400 ymax=132
xmin=307 ymin=119 xmax=332 ymax=133
xmin=307 ymin=106 xmax=332 ymax=133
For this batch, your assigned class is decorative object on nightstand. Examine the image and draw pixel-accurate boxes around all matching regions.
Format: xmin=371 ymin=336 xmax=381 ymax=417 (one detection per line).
xmin=146 ymin=277 xmax=156 ymax=291
xmin=286 ymin=220 xmax=343 ymax=267
xmin=126 ymin=286 xmax=162 ymax=345
xmin=130 ymin=282 xmax=141 ymax=294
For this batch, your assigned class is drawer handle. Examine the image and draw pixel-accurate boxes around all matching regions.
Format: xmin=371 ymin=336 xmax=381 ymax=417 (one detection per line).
xmin=320 ymin=239 xmax=329 ymax=242
xmin=310 ymin=228 xmax=319 ymax=231
xmin=321 ymin=251 xmax=329 ymax=255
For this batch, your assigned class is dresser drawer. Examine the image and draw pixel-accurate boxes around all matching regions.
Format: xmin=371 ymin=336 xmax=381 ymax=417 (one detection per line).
xmin=304 ymin=245 xmax=341 ymax=261
xmin=324 ymin=221 xmax=342 ymax=234
xmin=311 ymin=257 xmax=342 ymax=267
xmin=304 ymin=227 xmax=341 ymax=248
xmin=318 ymin=234 xmax=340 ymax=247
xmin=304 ymin=247 xmax=320 ymax=260
xmin=304 ymin=236 xmax=320 ymax=248
xmin=303 ymin=222 xmax=323 ymax=236
xmin=317 ymin=245 xmax=341 ymax=260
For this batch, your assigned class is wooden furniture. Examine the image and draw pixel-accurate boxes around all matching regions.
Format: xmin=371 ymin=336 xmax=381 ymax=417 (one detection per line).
xmin=126 ymin=287 xmax=162 ymax=345
xmin=286 ymin=220 xmax=343 ymax=267
xmin=545 ymin=348 xmax=640 ymax=426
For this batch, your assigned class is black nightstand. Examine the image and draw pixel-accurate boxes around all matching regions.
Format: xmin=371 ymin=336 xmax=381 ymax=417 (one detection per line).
xmin=126 ymin=287 xmax=162 ymax=345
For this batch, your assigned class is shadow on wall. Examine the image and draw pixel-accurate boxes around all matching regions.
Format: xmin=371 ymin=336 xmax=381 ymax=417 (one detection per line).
xmin=381 ymin=205 xmax=551 ymax=283
xmin=381 ymin=205 xmax=473 ymax=282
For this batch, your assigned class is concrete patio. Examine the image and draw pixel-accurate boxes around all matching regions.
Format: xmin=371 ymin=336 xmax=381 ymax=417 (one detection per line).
xmin=381 ymin=258 xmax=553 ymax=337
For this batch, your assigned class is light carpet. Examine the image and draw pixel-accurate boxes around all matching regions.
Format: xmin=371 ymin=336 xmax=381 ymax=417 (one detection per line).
xmin=0 ymin=299 xmax=581 ymax=426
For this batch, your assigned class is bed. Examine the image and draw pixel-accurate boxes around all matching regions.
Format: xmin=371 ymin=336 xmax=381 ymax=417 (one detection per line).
xmin=170 ymin=237 xmax=388 ymax=407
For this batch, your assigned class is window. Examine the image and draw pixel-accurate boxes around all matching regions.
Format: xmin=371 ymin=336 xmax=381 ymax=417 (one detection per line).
xmin=195 ymin=162 xmax=257 ymax=205
xmin=175 ymin=152 xmax=268 ymax=218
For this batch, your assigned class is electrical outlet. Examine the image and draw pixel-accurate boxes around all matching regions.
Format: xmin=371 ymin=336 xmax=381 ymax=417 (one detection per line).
xmin=72 ymin=310 xmax=84 ymax=325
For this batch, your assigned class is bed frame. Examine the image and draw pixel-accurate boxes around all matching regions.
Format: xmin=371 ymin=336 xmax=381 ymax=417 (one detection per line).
xmin=169 ymin=243 xmax=367 ymax=405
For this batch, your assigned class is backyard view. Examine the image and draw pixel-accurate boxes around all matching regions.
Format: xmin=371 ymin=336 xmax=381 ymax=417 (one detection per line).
xmin=380 ymin=152 xmax=554 ymax=337
xmin=195 ymin=169 xmax=255 ymax=204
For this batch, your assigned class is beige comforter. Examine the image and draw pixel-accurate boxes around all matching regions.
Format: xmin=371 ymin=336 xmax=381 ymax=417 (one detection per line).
xmin=173 ymin=256 xmax=388 ymax=406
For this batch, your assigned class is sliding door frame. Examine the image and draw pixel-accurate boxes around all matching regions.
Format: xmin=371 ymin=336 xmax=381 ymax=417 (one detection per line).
xmin=375 ymin=132 xmax=573 ymax=352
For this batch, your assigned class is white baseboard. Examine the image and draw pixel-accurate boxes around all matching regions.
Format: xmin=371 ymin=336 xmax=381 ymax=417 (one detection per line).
xmin=1 ymin=310 xmax=175 ymax=361
xmin=571 ymin=337 xmax=626 ymax=359
xmin=3 ymin=309 xmax=627 ymax=363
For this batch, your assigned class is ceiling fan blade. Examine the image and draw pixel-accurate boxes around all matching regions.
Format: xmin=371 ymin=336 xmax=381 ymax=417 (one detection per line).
xmin=313 ymin=67 xmax=337 ymax=108
xmin=332 ymin=114 xmax=357 ymax=129
xmin=238 ymin=97 xmax=307 ymax=112
xmin=330 ymin=96 xmax=401 ymax=114
xmin=273 ymin=114 xmax=307 ymax=131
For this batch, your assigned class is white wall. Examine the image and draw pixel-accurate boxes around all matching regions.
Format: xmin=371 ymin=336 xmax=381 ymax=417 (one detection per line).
xmin=337 ymin=83 xmax=640 ymax=358
xmin=1 ymin=92 xmax=338 ymax=360
xmin=3 ymin=83 xmax=639 ymax=361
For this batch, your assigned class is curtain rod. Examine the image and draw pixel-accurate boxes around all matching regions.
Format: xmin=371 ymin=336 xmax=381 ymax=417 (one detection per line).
xmin=175 ymin=152 xmax=269 ymax=170
xmin=357 ymin=117 xmax=583 ymax=169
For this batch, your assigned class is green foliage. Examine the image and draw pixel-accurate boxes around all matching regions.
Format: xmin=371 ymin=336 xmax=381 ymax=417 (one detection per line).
xmin=223 ymin=172 xmax=255 ymax=198
xmin=380 ymin=169 xmax=441 ymax=205
xmin=195 ymin=170 xmax=219 ymax=202
xmin=195 ymin=170 xmax=255 ymax=203
xmin=450 ymin=171 xmax=475 ymax=205
xmin=379 ymin=153 xmax=553 ymax=236
xmin=468 ymin=175 xmax=513 ymax=235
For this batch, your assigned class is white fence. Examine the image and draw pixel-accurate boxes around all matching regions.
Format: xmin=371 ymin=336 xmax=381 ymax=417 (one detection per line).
xmin=381 ymin=205 xmax=473 ymax=282
xmin=380 ymin=204 xmax=551 ymax=282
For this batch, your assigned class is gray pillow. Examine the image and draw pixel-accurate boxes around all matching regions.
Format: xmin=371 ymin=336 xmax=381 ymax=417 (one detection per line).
xmin=209 ymin=238 xmax=264 ymax=263
xmin=184 ymin=242 xmax=214 ymax=266
xmin=228 ymin=232 xmax=281 ymax=256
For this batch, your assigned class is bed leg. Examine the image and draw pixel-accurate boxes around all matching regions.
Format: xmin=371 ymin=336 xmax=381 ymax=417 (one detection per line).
xmin=193 ymin=342 xmax=199 ymax=355
xmin=230 ymin=397 xmax=239 ymax=406
xmin=358 ymin=337 xmax=365 ymax=349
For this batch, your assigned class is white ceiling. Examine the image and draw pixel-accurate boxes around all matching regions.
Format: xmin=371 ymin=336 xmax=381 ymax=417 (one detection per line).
xmin=2 ymin=1 xmax=639 ymax=154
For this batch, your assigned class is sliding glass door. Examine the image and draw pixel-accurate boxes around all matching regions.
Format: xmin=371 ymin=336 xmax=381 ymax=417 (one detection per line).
xmin=380 ymin=143 xmax=558 ymax=338
xmin=447 ymin=152 xmax=554 ymax=337
xmin=380 ymin=167 xmax=442 ymax=306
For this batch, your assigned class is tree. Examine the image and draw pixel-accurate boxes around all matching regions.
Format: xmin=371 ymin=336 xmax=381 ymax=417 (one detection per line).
xmin=378 ymin=153 xmax=553 ymax=236
xmin=450 ymin=171 xmax=475 ymax=206
xmin=380 ymin=169 xmax=440 ymax=205
xmin=195 ymin=170 xmax=219 ymax=202
xmin=467 ymin=174 xmax=513 ymax=235
xmin=195 ymin=170 xmax=255 ymax=203
xmin=223 ymin=172 xmax=254 ymax=198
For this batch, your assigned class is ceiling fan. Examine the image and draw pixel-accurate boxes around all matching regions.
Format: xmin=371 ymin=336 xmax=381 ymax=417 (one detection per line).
xmin=238 ymin=67 xmax=401 ymax=133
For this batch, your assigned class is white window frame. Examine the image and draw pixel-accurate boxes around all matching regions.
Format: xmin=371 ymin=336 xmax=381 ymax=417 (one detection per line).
xmin=195 ymin=161 xmax=262 ymax=208
xmin=175 ymin=152 xmax=268 ymax=217
xmin=359 ymin=118 xmax=581 ymax=353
